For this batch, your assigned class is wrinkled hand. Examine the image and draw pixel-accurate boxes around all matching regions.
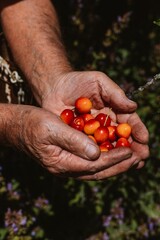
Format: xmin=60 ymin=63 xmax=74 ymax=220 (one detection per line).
xmin=10 ymin=105 xmax=136 ymax=180
xmin=40 ymin=71 xmax=149 ymax=176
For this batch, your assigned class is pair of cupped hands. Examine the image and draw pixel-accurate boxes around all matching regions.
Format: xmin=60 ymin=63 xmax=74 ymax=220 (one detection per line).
xmin=15 ymin=71 xmax=149 ymax=180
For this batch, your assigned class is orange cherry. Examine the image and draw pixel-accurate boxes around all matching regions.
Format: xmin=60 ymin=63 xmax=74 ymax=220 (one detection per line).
xmin=116 ymin=123 xmax=131 ymax=139
xmin=82 ymin=113 xmax=94 ymax=123
xmin=100 ymin=140 xmax=114 ymax=151
xmin=107 ymin=126 xmax=117 ymax=142
xmin=88 ymin=135 xmax=97 ymax=143
xmin=99 ymin=145 xmax=109 ymax=152
xmin=75 ymin=97 xmax=92 ymax=114
xmin=84 ymin=119 xmax=100 ymax=135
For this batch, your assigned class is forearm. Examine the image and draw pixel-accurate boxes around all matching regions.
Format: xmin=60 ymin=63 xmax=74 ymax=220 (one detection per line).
xmin=0 ymin=0 xmax=72 ymax=105
xmin=0 ymin=104 xmax=22 ymax=147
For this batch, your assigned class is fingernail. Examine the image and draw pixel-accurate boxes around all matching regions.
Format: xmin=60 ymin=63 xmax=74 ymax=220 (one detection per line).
xmin=86 ymin=144 xmax=100 ymax=159
xmin=128 ymin=98 xmax=136 ymax=103
xmin=133 ymin=159 xmax=140 ymax=165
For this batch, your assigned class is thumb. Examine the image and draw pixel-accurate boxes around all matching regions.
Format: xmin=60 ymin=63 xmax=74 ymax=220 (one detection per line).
xmin=99 ymin=73 xmax=137 ymax=113
xmin=49 ymin=116 xmax=100 ymax=160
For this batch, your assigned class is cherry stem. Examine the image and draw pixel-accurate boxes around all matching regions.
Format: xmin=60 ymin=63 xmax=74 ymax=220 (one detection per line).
xmin=104 ymin=108 xmax=112 ymax=126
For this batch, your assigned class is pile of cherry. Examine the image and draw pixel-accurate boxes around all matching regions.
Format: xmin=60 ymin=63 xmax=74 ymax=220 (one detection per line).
xmin=60 ymin=97 xmax=131 ymax=152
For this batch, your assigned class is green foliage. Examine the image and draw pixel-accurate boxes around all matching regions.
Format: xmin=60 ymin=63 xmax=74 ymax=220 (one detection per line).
xmin=153 ymin=19 xmax=160 ymax=27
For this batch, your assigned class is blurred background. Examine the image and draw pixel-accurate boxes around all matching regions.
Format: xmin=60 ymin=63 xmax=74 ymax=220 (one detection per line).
xmin=0 ymin=0 xmax=160 ymax=239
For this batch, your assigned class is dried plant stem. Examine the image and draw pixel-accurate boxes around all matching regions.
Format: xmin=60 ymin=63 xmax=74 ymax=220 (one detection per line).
xmin=126 ymin=73 xmax=160 ymax=99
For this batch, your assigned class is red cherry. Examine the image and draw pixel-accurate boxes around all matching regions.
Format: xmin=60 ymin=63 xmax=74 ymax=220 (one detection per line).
xmin=84 ymin=119 xmax=100 ymax=135
xmin=75 ymin=97 xmax=92 ymax=114
xmin=115 ymin=137 xmax=131 ymax=148
xmin=100 ymin=140 xmax=114 ymax=151
xmin=99 ymin=145 xmax=109 ymax=152
xmin=107 ymin=126 xmax=117 ymax=142
xmin=94 ymin=126 xmax=109 ymax=144
xmin=60 ymin=109 xmax=74 ymax=124
xmin=82 ymin=113 xmax=94 ymax=123
xmin=116 ymin=123 xmax=132 ymax=139
xmin=70 ymin=116 xmax=84 ymax=131
xmin=95 ymin=113 xmax=111 ymax=127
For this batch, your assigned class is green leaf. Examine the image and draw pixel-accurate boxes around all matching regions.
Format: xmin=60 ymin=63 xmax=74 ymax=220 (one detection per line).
xmin=0 ymin=228 xmax=8 ymax=240
xmin=153 ymin=19 xmax=160 ymax=26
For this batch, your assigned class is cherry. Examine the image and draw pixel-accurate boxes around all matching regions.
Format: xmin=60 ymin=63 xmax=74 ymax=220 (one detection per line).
xmin=75 ymin=97 xmax=92 ymax=114
xmin=116 ymin=123 xmax=131 ymax=139
xmin=88 ymin=135 xmax=97 ymax=143
xmin=60 ymin=109 xmax=74 ymax=125
xmin=107 ymin=126 xmax=117 ymax=142
xmin=95 ymin=113 xmax=111 ymax=127
xmin=60 ymin=97 xmax=132 ymax=153
xmin=94 ymin=126 xmax=109 ymax=144
xmin=115 ymin=137 xmax=131 ymax=148
xmin=84 ymin=119 xmax=100 ymax=135
xmin=82 ymin=113 xmax=94 ymax=123
xmin=99 ymin=145 xmax=109 ymax=152
xmin=70 ymin=116 xmax=84 ymax=131
xmin=100 ymin=140 xmax=114 ymax=151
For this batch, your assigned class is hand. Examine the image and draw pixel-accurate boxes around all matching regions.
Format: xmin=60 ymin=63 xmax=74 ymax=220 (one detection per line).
xmin=7 ymin=105 xmax=136 ymax=180
xmin=40 ymin=71 xmax=149 ymax=174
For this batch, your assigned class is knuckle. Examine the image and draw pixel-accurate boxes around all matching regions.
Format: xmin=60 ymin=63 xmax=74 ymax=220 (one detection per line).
xmin=40 ymin=147 xmax=63 ymax=168
xmin=143 ymin=146 xmax=150 ymax=159
xmin=69 ymin=131 xmax=81 ymax=144
xmin=138 ymin=161 xmax=145 ymax=169
xmin=116 ymin=88 xmax=125 ymax=96
xmin=63 ymin=131 xmax=82 ymax=151
xmin=92 ymin=172 xmax=101 ymax=180
xmin=89 ymin=164 xmax=98 ymax=173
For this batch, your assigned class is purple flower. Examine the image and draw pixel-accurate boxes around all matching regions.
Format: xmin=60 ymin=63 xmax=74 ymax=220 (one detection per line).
xmin=118 ymin=219 xmax=123 ymax=225
xmin=7 ymin=183 xmax=12 ymax=191
xmin=5 ymin=208 xmax=28 ymax=234
xmin=92 ymin=186 xmax=99 ymax=193
xmin=148 ymin=221 xmax=154 ymax=231
xmin=34 ymin=197 xmax=49 ymax=209
xmin=103 ymin=215 xmax=112 ymax=227
xmin=31 ymin=231 xmax=36 ymax=236
xmin=20 ymin=217 xmax=27 ymax=226
xmin=103 ymin=232 xmax=110 ymax=240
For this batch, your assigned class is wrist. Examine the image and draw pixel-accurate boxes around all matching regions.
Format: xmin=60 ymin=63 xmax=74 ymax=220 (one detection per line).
xmin=0 ymin=104 xmax=20 ymax=147
xmin=0 ymin=104 xmax=32 ymax=151
xmin=27 ymin=53 xmax=72 ymax=106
